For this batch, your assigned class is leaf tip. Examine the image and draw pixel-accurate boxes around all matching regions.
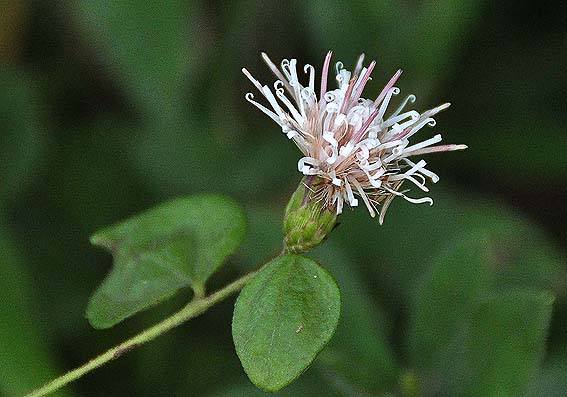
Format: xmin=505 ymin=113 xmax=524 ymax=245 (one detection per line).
xmin=89 ymin=232 xmax=114 ymax=250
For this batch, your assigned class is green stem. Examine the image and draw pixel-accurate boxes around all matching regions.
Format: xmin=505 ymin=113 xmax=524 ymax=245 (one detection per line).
xmin=25 ymin=270 xmax=258 ymax=397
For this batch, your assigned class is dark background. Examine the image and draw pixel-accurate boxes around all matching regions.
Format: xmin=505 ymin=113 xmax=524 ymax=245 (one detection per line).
xmin=1 ymin=1 xmax=566 ymax=396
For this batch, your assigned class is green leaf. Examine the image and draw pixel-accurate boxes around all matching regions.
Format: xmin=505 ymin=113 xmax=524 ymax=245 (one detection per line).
xmin=87 ymin=194 xmax=246 ymax=329
xmin=463 ymin=290 xmax=553 ymax=396
xmin=73 ymin=0 xmax=191 ymax=120
xmin=232 ymin=254 xmax=341 ymax=392
xmin=525 ymin=355 xmax=567 ymax=397
xmin=209 ymin=372 xmax=342 ymax=397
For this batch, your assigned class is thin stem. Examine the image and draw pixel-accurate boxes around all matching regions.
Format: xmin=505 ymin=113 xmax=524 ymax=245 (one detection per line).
xmin=25 ymin=270 xmax=258 ymax=397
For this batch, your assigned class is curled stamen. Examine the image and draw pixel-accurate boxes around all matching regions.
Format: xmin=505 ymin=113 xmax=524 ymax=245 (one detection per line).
xmin=387 ymin=110 xmax=419 ymax=124
xmin=301 ymin=87 xmax=317 ymax=107
xmin=275 ymin=87 xmax=304 ymax=124
xmin=262 ymin=85 xmax=286 ymax=120
xmin=390 ymin=94 xmax=417 ymax=118
xmin=335 ymin=61 xmax=344 ymax=76
xmin=404 ymin=158 xmax=440 ymax=183
xmin=388 ymin=174 xmax=430 ymax=192
xmin=383 ymin=184 xmax=433 ymax=205
xmin=274 ymin=80 xmax=285 ymax=93
xmin=376 ymin=87 xmax=400 ymax=122
xmin=304 ymin=64 xmax=315 ymax=92
xmin=245 ymin=93 xmax=280 ymax=124
xmin=281 ymin=59 xmax=291 ymax=79
xmin=297 ymin=156 xmax=320 ymax=175
xmin=399 ymin=117 xmax=437 ymax=140
xmin=324 ymin=92 xmax=336 ymax=103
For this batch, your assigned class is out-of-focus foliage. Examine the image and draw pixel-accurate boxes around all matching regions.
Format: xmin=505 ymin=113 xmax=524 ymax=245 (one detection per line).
xmin=409 ymin=235 xmax=553 ymax=395
xmin=0 ymin=71 xmax=46 ymax=205
xmin=73 ymin=0 xmax=191 ymax=121
xmin=1 ymin=0 xmax=566 ymax=396
xmin=0 ymin=228 xmax=73 ymax=397
xmin=312 ymin=244 xmax=400 ymax=395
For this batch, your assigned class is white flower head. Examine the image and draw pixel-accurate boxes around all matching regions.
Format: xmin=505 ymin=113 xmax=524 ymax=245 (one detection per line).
xmin=243 ymin=52 xmax=467 ymax=224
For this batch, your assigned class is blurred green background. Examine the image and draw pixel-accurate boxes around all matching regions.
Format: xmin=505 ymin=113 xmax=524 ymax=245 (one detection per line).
xmin=1 ymin=1 xmax=566 ymax=396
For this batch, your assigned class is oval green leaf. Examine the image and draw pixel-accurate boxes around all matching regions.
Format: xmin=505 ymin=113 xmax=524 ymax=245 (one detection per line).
xmin=87 ymin=194 xmax=246 ymax=329
xmin=232 ymin=254 xmax=341 ymax=392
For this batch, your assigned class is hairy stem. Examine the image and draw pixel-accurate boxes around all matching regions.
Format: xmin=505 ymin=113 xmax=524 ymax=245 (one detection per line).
xmin=25 ymin=270 xmax=258 ymax=397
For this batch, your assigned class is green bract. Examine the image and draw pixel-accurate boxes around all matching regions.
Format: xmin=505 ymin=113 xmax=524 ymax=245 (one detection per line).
xmin=283 ymin=178 xmax=338 ymax=254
